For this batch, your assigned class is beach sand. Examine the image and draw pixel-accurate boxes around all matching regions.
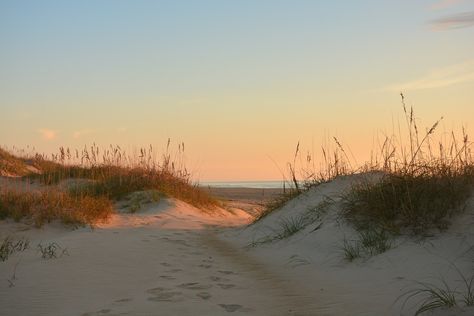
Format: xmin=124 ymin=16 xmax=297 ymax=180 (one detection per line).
xmin=204 ymin=186 xmax=285 ymax=217
xmin=1 ymin=176 xmax=474 ymax=315
xmin=204 ymin=187 xmax=284 ymax=203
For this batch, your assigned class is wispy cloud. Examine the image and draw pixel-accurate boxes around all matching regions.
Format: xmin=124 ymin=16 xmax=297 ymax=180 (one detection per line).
xmin=430 ymin=0 xmax=464 ymax=10
xmin=73 ymin=129 xmax=93 ymax=139
xmin=386 ymin=60 xmax=474 ymax=92
xmin=38 ymin=128 xmax=57 ymax=140
xmin=430 ymin=11 xmax=474 ymax=29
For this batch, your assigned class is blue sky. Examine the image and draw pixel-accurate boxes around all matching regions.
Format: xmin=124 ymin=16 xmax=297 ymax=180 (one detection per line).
xmin=1 ymin=0 xmax=473 ymax=180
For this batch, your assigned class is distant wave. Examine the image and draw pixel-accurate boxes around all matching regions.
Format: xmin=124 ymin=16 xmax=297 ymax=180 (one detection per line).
xmin=199 ymin=181 xmax=290 ymax=189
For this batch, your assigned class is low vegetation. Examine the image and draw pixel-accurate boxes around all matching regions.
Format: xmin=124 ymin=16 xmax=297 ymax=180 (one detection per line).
xmin=342 ymin=95 xmax=473 ymax=236
xmin=250 ymin=94 xmax=474 ymax=314
xmin=342 ymin=168 xmax=473 ymax=235
xmin=0 ymin=189 xmax=113 ymax=227
xmin=259 ymin=94 xmax=473 ymax=239
xmin=37 ymin=242 xmax=68 ymax=259
xmin=341 ymin=228 xmax=392 ymax=262
xmin=0 ymin=236 xmax=30 ymax=262
xmin=0 ymin=141 xmax=216 ymax=227
xmin=120 ymin=190 xmax=162 ymax=213
xmin=254 ymin=189 xmax=300 ymax=222
xmin=400 ymin=270 xmax=474 ymax=315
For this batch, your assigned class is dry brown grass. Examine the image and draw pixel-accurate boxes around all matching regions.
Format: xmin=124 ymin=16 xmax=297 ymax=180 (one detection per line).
xmin=0 ymin=188 xmax=113 ymax=227
xmin=0 ymin=140 xmax=217 ymax=227
xmin=257 ymin=94 xmax=474 ymax=234
xmin=341 ymin=94 xmax=474 ymax=235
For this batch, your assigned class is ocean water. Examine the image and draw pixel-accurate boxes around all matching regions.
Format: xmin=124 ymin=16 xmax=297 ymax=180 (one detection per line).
xmin=199 ymin=180 xmax=291 ymax=189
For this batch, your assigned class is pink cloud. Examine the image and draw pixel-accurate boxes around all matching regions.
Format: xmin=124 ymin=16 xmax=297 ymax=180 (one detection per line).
xmin=386 ymin=60 xmax=474 ymax=91
xmin=430 ymin=11 xmax=474 ymax=29
xmin=38 ymin=128 xmax=57 ymax=140
xmin=430 ymin=0 xmax=464 ymax=10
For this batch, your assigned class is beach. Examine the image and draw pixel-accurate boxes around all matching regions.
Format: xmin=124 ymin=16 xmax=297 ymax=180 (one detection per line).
xmin=2 ymin=176 xmax=474 ymax=315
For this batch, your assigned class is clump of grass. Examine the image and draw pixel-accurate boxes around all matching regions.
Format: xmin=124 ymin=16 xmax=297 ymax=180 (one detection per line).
xmin=0 ymin=236 xmax=29 ymax=262
xmin=0 ymin=141 xmax=217 ymax=228
xmin=121 ymin=190 xmax=161 ymax=213
xmin=340 ymin=227 xmax=392 ymax=261
xmin=37 ymin=242 xmax=68 ymax=259
xmin=276 ymin=216 xmax=307 ymax=239
xmin=254 ymin=189 xmax=300 ymax=222
xmin=403 ymin=280 xmax=458 ymax=315
xmin=359 ymin=228 xmax=392 ymax=255
xmin=250 ymin=198 xmax=333 ymax=246
xmin=27 ymin=142 xmax=216 ymax=208
xmin=342 ymin=95 xmax=473 ymax=235
xmin=0 ymin=189 xmax=113 ymax=227
xmin=0 ymin=148 xmax=30 ymax=176
xmin=400 ymin=265 xmax=474 ymax=315
xmin=343 ymin=169 xmax=473 ymax=234
xmin=341 ymin=238 xmax=362 ymax=262
xmin=248 ymin=214 xmax=310 ymax=246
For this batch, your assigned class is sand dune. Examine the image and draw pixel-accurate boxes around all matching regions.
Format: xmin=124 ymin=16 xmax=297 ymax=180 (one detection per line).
xmin=1 ymin=175 xmax=474 ymax=315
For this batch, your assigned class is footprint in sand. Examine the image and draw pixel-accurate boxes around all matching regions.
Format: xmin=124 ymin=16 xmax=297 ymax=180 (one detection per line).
xmin=198 ymin=264 xmax=212 ymax=269
xmin=161 ymin=237 xmax=191 ymax=247
xmin=218 ymin=270 xmax=238 ymax=275
xmin=81 ymin=309 xmax=122 ymax=316
xmin=177 ymin=282 xmax=212 ymax=290
xmin=114 ymin=298 xmax=132 ymax=303
xmin=196 ymin=292 xmax=212 ymax=300
xmin=188 ymin=251 xmax=203 ymax=255
xmin=146 ymin=287 xmax=184 ymax=302
xmin=165 ymin=268 xmax=182 ymax=273
xmin=160 ymin=275 xmax=176 ymax=280
xmin=160 ymin=262 xmax=172 ymax=267
xmin=217 ymin=283 xmax=236 ymax=290
xmin=209 ymin=276 xmax=230 ymax=282
xmin=218 ymin=304 xmax=244 ymax=312
xmin=147 ymin=287 xmax=167 ymax=295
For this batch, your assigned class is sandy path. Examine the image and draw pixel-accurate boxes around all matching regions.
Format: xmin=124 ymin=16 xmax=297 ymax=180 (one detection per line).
xmin=0 ymin=199 xmax=315 ymax=316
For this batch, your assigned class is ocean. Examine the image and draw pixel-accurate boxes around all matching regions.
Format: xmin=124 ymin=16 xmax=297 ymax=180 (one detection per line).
xmin=199 ymin=180 xmax=292 ymax=189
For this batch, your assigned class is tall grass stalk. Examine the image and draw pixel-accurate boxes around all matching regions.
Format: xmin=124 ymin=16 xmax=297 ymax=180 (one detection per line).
xmin=0 ymin=140 xmax=216 ymax=226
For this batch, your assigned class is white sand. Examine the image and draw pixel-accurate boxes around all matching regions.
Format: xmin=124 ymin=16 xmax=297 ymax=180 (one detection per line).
xmin=1 ymin=175 xmax=474 ymax=315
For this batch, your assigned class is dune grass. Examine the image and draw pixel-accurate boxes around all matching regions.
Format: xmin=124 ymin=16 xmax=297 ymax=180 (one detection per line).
xmin=400 ymin=273 xmax=474 ymax=315
xmin=341 ymin=95 xmax=473 ymax=236
xmin=37 ymin=241 xmax=68 ymax=259
xmin=0 ymin=148 xmax=34 ymax=176
xmin=276 ymin=215 xmax=308 ymax=239
xmin=0 ymin=236 xmax=30 ymax=262
xmin=254 ymin=189 xmax=300 ymax=222
xmin=341 ymin=227 xmax=392 ymax=261
xmin=0 ymin=141 xmax=217 ymax=227
xmin=342 ymin=167 xmax=473 ymax=235
xmin=0 ymin=188 xmax=113 ymax=227
xmin=27 ymin=144 xmax=216 ymax=207
xmin=258 ymin=94 xmax=473 ymax=239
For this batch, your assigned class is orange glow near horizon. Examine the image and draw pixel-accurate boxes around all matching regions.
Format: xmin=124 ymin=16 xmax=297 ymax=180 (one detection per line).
xmin=1 ymin=2 xmax=473 ymax=181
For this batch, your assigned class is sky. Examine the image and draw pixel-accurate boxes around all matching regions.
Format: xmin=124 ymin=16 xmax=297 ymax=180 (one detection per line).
xmin=1 ymin=0 xmax=473 ymax=181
